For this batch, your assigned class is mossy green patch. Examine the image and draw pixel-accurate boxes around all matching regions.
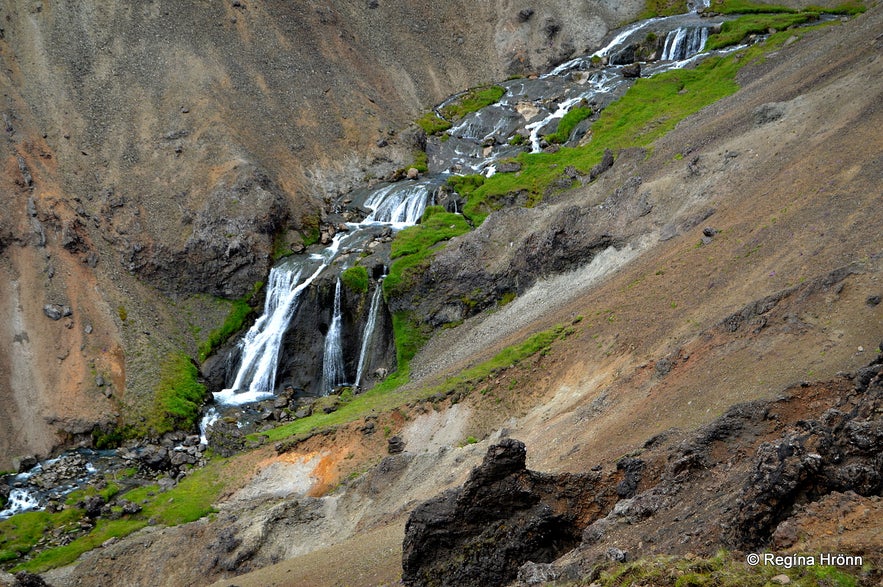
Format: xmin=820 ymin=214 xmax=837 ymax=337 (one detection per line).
xmin=383 ymin=207 xmax=470 ymax=299
xmin=545 ymin=106 xmax=593 ymax=144
xmin=640 ymin=0 xmax=689 ymax=19
xmin=144 ymin=353 xmax=207 ymax=436
xmin=587 ymin=550 xmax=864 ymax=587
xmin=441 ymin=86 xmax=506 ymax=120
xmin=300 ymin=214 xmax=321 ymax=247
xmin=709 ymin=0 xmax=796 ymax=14
xmin=0 ymin=509 xmax=83 ymax=564
xmin=416 ymin=112 xmax=453 ymax=135
xmin=9 ymin=458 xmax=230 ymax=573
xmin=197 ymin=281 xmax=262 ymax=362
xmin=255 ymin=322 xmax=573 ymax=443
xmin=341 ymin=265 xmax=369 ymax=293
xmin=705 ymin=12 xmax=818 ymax=50
xmin=458 ymin=54 xmax=742 ymax=222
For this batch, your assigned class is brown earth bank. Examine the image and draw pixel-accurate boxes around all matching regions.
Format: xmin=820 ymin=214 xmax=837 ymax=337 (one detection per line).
xmin=0 ymin=0 xmax=647 ymax=468
xmin=9 ymin=3 xmax=878 ymax=586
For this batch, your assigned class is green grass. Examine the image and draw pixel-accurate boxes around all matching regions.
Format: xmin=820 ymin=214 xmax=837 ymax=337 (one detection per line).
xmin=545 ymin=106 xmax=593 ymax=144
xmin=441 ymin=85 xmax=506 ymax=120
xmin=253 ymin=322 xmax=573 ymax=444
xmin=583 ymin=550 xmax=865 ymax=587
xmin=416 ymin=112 xmax=453 ymax=135
xmin=197 ymin=294 xmax=258 ymax=363
xmin=446 ymin=174 xmax=488 ymax=224
xmin=144 ymin=353 xmax=207 ymax=436
xmin=341 ymin=265 xmax=369 ymax=293
xmin=705 ymin=12 xmax=819 ymax=49
xmin=0 ymin=509 xmax=83 ymax=564
xmin=455 ymin=54 xmax=743 ymax=224
xmin=640 ymin=0 xmax=689 ymax=19
xmin=391 ymin=310 xmax=431 ymax=368
xmin=412 ymin=150 xmax=429 ymax=173
xmin=8 ymin=458 xmax=230 ymax=573
xmin=807 ymin=2 xmax=867 ymax=16
xmin=300 ymin=214 xmax=321 ymax=247
xmin=383 ymin=207 xmax=471 ymax=299
xmin=709 ymin=0 xmax=796 ymax=14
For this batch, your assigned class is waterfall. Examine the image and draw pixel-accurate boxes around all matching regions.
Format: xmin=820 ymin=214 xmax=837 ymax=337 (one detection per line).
xmin=661 ymin=27 xmax=709 ymax=61
xmin=216 ymin=245 xmax=339 ymax=405
xmin=354 ymin=280 xmax=384 ymax=388
xmin=321 ymin=278 xmax=346 ymax=393
xmin=363 ymin=183 xmax=431 ymax=225
xmin=199 ymin=406 xmax=220 ymax=445
xmin=0 ymin=488 xmax=40 ymax=518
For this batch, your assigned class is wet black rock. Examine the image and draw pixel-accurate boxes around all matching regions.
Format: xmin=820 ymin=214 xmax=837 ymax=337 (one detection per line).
xmin=137 ymin=445 xmax=170 ymax=471
xmin=12 ymin=571 xmax=51 ymax=587
xmin=78 ymin=495 xmax=106 ymax=518
xmin=206 ymin=419 xmax=246 ymax=458
xmin=621 ymin=63 xmax=641 ymax=78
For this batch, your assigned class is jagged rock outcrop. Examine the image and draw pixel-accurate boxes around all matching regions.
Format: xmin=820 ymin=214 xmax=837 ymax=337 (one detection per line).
xmin=402 ymin=438 xmax=610 ymax=587
xmin=402 ymin=352 xmax=883 ymax=587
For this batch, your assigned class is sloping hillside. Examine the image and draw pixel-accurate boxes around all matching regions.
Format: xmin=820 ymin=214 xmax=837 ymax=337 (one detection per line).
xmin=0 ymin=0 xmax=643 ymax=468
xmin=12 ymin=3 xmax=878 ymax=587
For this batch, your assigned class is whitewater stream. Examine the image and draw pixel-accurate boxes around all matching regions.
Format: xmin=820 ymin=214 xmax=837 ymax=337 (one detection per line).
xmin=4 ymin=3 xmax=742 ymax=519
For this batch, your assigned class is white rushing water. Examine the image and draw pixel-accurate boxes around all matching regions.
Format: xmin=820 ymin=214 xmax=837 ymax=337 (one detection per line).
xmin=216 ymin=239 xmax=345 ymax=405
xmin=355 ymin=280 xmax=385 ymax=388
xmin=321 ymin=278 xmax=346 ymax=393
xmin=199 ymin=406 xmax=220 ymax=445
xmin=0 ymin=488 xmax=40 ymax=518
xmin=661 ymin=26 xmax=709 ymax=61
xmin=363 ymin=182 xmax=433 ymax=226
xmin=209 ymin=1 xmax=738 ymax=412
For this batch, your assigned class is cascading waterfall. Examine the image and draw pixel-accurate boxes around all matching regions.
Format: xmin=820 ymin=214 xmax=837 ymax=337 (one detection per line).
xmin=0 ymin=488 xmax=40 ymax=518
xmin=321 ymin=278 xmax=346 ymax=393
xmin=205 ymin=2 xmax=744 ymax=418
xmin=661 ymin=27 xmax=709 ymax=61
xmin=199 ymin=406 xmax=219 ymax=445
xmin=216 ymin=234 xmax=347 ymax=405
xmin=354 ymin=279 xmax=385 ymax=388
xmin=364 ymin=183 xmax=433 ymax=225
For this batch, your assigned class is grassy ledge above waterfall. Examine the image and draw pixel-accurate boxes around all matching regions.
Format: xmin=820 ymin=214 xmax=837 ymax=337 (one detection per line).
xmin=417 ymin=85 xmax=506 ymax=135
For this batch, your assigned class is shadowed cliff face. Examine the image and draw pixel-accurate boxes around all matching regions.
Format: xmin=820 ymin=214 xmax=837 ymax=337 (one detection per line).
xmin=0 ymin=0 xmax=646 ymax=466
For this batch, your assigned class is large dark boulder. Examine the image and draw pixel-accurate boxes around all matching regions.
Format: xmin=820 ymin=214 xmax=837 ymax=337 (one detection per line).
xmin=402 ymin=439 xmax=604 ymax=587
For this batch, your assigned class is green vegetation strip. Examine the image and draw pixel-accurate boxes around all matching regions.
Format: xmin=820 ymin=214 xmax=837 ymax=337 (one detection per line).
xmin=383 ymin=206 xmax=471 ymax=300
xmin=143 ymin=353 xmax=208 ymax=436
xmin=440 ymin=85 xmax=506 ymax=120
xmin=417 ymin=85 xmax=506 ymax=135
xmin=705 ymin=12 xmax=819 ymax=50
xmin=2 ymin=460 xmax=228 ymax=573
xmin=253 ymin=323 xmax=573 ymax=443
xmin=588 ymin=550 xmax=863 ymax=587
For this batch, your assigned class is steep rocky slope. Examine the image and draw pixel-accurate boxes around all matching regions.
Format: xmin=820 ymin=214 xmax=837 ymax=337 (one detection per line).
xmin=11 ymin=3 xmax=878 ymax=586
xmin=0 ymin=0 xmax=645 ymax=468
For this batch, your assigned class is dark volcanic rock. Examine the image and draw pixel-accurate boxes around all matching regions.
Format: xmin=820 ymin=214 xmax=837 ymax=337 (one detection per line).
xmin=206 ymin=419 xmax=246 ymax=458
xmin=133 ymin=165 xmax=289 ymax=298
xmin=402 ymin=439 xmax=605 ymax=587
xmin=728 ymin=360 xmax=883 ymax=548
